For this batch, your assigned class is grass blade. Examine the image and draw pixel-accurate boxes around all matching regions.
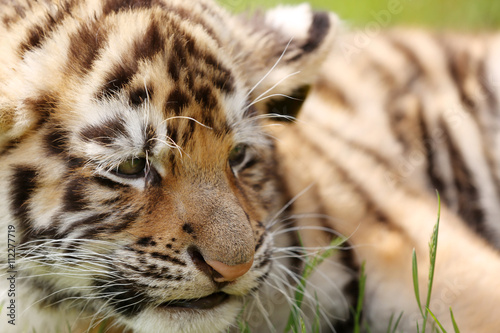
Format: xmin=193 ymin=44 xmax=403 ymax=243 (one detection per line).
xmin=423 ymin=193 xmax=441 ymax=332
xmin=312 ymin=292 xmax=321 ymax=333
xmin=386 ymin=313 xmax=395 ymax=333
xmin=285 ymin=236 xmax=343 ymax=332
xmin=391 ymin=312 xmax=404 ymax=333
xmin=450 ymin=308 xmax=460 ymax=333
xmin=353 ymin=262 xmax=367 ymax=333
xmin=412 ymin=248 xmax=424 ymax=318
xmin=427 ymin=307 xmax=447 ymax=333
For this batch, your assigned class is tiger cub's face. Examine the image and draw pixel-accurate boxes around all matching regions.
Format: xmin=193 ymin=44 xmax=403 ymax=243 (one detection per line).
xmin=0 ymin=0 xmax=336 ymax=331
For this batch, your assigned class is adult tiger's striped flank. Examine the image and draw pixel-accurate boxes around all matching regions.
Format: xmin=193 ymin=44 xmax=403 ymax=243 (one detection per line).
xmin=1 ymin=0 xmax=500 ymax=332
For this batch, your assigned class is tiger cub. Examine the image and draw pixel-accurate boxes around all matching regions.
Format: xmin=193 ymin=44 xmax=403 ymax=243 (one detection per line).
xmin=0 ymin=0 xmax=338 ymax=332
xmin=1 ymin=0 xmax=500 ymax=332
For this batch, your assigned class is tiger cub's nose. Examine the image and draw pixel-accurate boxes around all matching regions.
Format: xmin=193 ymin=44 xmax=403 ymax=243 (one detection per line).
xmin=188 ymin=247 xmax=253 ymax=282
xmin=206 ymin=259 xmax=254 ymax=282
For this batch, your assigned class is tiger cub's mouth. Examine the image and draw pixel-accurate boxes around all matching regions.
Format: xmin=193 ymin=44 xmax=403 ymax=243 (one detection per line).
xmin=159 ymin=292 xmax=229 ymax=310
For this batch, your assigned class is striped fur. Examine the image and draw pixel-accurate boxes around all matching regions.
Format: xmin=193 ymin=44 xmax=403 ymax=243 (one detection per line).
xmin=0 ymin=1 xmax=337 ymax=332
xmin=274 ymin=29 xmax=500 ymax=332
xmin=2 ymin=0 xmax=500 ymax=332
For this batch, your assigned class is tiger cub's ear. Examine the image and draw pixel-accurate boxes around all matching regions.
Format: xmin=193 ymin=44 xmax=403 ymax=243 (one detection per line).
xmin=237 ymin=4 xmax=338 ymax=120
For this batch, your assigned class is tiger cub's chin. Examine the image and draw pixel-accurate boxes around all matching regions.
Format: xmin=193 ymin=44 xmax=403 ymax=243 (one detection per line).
xmin=125 ymin=295 xmax=242 ymax=333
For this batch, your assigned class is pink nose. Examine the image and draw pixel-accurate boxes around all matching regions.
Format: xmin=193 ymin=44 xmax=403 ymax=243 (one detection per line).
xmin=206 ymin=259 xmax=254 ymax=282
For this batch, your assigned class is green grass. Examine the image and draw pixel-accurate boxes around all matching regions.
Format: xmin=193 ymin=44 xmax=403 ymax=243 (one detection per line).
xmin=353 ymin=262 xmax=367 ymax=333
xmin=233 ymin=194 xmax=454 ymax=333
xmin=344 ymin=194 xmax=453 ymax=333
xmin=411 ymin=193 xmax=460 ymax=333
xmin=412 ymin=193 xmax=441 ymax=333
xmin=221 ymin=0 xmax=500 ymax=30
xmin=285 ymin=237 xmax=344 ymax=333
xmin=233 ymin=237 xmax=344 ymax=333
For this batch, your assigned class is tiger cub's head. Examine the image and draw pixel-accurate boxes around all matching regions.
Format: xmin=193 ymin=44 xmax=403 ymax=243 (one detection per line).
xmin=0 ymin=0 xmax=337 ymax=331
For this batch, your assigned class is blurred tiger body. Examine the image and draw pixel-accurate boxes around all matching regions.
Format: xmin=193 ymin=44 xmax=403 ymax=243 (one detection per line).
xmin=275 ymin=29 xmax=500 ymax=332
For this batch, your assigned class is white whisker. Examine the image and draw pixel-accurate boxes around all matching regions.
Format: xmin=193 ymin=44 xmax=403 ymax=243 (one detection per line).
xmin=267 ymin=183 xmax=315 ymax=229
xmin=245 ymin=38 xmax=294 ymax=101
xmin=246 ymin=73 xmax=302 ymax=109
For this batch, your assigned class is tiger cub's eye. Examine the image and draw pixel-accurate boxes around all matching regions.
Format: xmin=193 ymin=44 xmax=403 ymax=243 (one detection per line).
xmin=228 ymin=144 xmax=247 ymax=167
xmin=116 ymin=157 xmax=147 ymax=177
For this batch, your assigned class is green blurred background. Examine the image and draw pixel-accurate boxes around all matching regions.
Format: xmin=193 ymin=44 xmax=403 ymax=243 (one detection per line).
xmin=221 ymin=0 xmax=500 ymax=30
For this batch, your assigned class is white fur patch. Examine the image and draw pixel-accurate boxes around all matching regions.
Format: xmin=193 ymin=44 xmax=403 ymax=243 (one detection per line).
xmin=264 ymin=4 xmax=313 ymax=40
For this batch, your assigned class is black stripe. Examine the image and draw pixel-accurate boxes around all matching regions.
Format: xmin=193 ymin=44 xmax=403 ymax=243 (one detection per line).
xmin=442 ymin=121 xmax=488 ymax=238
xmin=2 ymin=4 xmax=26 ymax=29
xmin=67 ymin=20 xmax=108 ymax=75
xmin=92 ymin=175 xmax=128 ymax=189
xmin=180 ymin=120 xmax=196 ymax=146
xmin=167 ymin=54 xmax=181 ymax=82
xmin=142 ymin=123 xmax=156 ymax=152
xmin=290 ymin=12 xmax=330 ymax=61
xmin=171 ymin=33 xmax=188 ymax=69
xmin=150 ymin=252 xmax=187 ymax=266
xmin=97 ymin=19 xmax=165 ymax=99
xmin=98 ymin=60 xmax=138 ymax=100
xmin=294 ymin=128 xmax=406 ymax=235
xmin=0 ymin=139 xmax=20 ymax=157
xmin=9 ymin=165 xmax=39 ymax=243
xmin=19 ymin=22 xmax=50 ymax=54
xmin=166 ymin=124 xmax=178 ymax=147
xmin=168 ymin=153 xmax=177 ymax=177
xmin=94 ymin=276 xmax=150 ymax=317
xmin=165 ymin=87 xmax=191 ymax=116
xmin=160 ymin=3 xmax=222 ymax=48
xmin=35 ymin=223 xmax=62 ymax=240
xmin=79 ymin=118 xmax=126 ymax=145
xmin=24 ymin=93 xmax=60 ymax=126
xmin=44 ymin=126 xmax=70 ymax=156
xmin=441 ymin=41 xmax=500 ymax=211
xmin=141 ymin=270 xmax=182 ymax=280
xmin=202 ymin=52 xmax=234 ymax=93
xmin=68 ymin=213 xmax=111 ymax=236
xmin=132 ymin=19 xmax=165 ymax=62
xmin=109 ymin=212 xmax=139 ymax=233
xmin=264 ymin=85 xmax=310 ymax=120
xmin=253 ymin=251 xmax=271 ymax=270
xmin=254 ymin=226 xmax=266 ymax=253
xmin=334 ymin=242 xmax=359 ymax=331
xmin=18 ymin=0 xmax=78 ymax=55
xmin=129 ymin=86 xmax=152 ymax=106
xmin=102 ymin=0 xmax=158 ymax=15
xmin=146 ymin=166 xmax=162 ymax=187
xmin=417 ymin=108 xmax=447 ymax=200
xmin=165 ymin=27 xmax=232 ymax=95
xmin=194 ymin=84 xmax=218 ymax=113
xmin=63 ymin=178 xmax=89 ymax=212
